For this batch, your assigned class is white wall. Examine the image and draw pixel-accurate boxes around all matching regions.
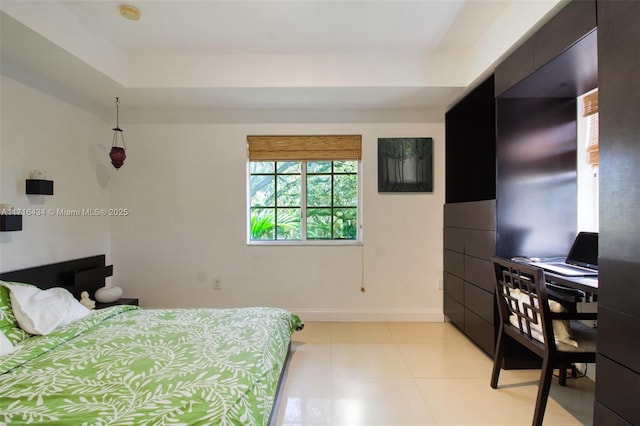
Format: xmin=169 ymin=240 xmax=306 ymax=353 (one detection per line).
xmin=1 ymin=74 xmax=446 ymax=322
xmin=0 ymin=76 xmax=112 ymax=271
xmin=111 ymin=122 xmax=445 ymax=321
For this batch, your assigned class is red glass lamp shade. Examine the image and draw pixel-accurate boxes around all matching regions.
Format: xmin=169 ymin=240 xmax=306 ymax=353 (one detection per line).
xmin=109 ymin=97 xmax=127 ymax=170
xmin=109 ymin=146 xmax=126 ymax=169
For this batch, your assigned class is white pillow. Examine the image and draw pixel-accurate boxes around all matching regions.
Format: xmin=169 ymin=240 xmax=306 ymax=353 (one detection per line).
xmin=5 ymin=284 xmax=92 ymax=335
xmin=548 ymin=299 xmax=579 ymax=348
xmin=0 ymin=330 xmax=15 ymax=356
xmin=507 ymin=288 xmax=578 ymax=348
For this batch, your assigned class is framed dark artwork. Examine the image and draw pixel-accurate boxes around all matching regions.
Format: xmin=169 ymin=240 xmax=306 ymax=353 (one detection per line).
xmin=378 ymin=137 xmax=433 ymax=192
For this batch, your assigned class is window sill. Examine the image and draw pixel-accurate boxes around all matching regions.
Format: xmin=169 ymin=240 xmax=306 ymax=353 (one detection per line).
xmin=247 ymin=240 xmax=362 ymax=247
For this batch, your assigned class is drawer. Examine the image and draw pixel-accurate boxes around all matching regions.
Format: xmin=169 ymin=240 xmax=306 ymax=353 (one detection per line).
xmin=594 ymin=402 xmax=631 ymax=426
xmin=444 ymin=294 xmax=465 ymax=331
xmin=464 ymin=282 xmax=495 ymax=325
xmin=598 ymin=305 xmax=640 ymax=373
xmin=444 ymin=200 xmax=496 ymax=230
xmin=599 ymin=258 xmax=640 ymax=318
xmin=464 ymin=308 xmax=495 ymax=356
xmin=444 ymin=272 xmax=464 ymax=303
xmin=464 ymin=256 xmax=495 ymax=293
xmin=444 ymin=226 xmax=464 ymax=252
xmin=596 ymin=354 xmax=640 ymax=425
xmin=464 ymin=229 xmax=496 ymax=260
xmin=444 ymin=249 xmax=464 ymax=279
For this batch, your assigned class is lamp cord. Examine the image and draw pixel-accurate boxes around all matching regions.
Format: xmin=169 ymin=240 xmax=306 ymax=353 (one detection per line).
xmin=112 ymin=97 xmax=126 ymax=149
xmin=113 ymin=97 xmax=122 ymax=131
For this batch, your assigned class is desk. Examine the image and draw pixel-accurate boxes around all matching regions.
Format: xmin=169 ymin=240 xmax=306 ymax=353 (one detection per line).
xmin=543 ymin=271 xmax=598 ymax=295
xmin=517 ymin=261 xmax=598 ymax=304
xmin=515 ymin=258 xmax=598 ymax=295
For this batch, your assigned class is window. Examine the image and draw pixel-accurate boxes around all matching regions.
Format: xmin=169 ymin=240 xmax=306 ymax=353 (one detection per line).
xmin=247 ymin=135 xmax=361 ymax=243
xmin=577 ymin=89 xmax=599 ymax=232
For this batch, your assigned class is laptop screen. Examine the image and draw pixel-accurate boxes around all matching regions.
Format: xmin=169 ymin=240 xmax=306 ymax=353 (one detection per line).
xmin=566 ymin=232 xmax=598 ymax=269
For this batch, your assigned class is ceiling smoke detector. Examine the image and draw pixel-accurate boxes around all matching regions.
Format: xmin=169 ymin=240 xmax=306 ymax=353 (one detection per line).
xmin=119 ymin=4 xmax=140 ymax=21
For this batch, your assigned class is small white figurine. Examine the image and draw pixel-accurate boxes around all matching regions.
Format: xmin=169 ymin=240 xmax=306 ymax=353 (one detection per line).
xmin=80 ymin=291 xmax=96 ymax=309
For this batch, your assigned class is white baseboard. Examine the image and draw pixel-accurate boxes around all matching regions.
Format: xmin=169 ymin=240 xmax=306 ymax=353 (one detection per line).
xmin=287 ymin=308 xmax=444 ymax=322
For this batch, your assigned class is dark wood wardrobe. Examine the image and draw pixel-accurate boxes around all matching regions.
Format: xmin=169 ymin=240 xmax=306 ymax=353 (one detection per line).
xmin=444 ymin=1 xmax=640 ymax=423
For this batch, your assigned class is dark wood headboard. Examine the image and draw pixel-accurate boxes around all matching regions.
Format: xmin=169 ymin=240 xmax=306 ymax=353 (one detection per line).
xmin=0 ymin=255 xmax=110 ymax=298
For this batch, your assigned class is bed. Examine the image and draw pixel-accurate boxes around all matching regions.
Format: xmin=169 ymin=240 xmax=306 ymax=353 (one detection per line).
xmin=0 ymin=256 xmax=303 ymax=425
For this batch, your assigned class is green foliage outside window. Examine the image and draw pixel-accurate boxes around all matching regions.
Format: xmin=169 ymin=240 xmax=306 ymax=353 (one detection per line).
xmin=250 ymin=160 xmax=359 ymax=241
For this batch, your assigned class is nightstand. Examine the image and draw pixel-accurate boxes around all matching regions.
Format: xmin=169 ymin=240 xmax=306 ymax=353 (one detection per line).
xmin=95 ymin=298 xmax=139 ymax=309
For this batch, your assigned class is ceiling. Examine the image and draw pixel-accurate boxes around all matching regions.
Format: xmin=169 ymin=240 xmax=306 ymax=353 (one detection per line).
xmin=0 ymin=1 xmax=564 ymax=123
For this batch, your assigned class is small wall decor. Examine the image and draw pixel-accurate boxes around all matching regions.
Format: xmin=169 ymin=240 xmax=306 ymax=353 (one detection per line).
xmin=378 ymin=137 xmax=433 ymax=192
xmin=80 ymin=291 xmax=96 ymax=309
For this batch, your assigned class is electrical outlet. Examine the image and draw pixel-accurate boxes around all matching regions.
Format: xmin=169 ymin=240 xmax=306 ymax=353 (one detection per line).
xmin=213 ymin=279 xmax=222 ymax=290
xmin=436 ymin=279 xmax=443 ymax=290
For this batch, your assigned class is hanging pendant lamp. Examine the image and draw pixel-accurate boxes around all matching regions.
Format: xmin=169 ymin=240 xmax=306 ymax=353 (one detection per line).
xmin=109 ymin=97 xmax=127 ymax=169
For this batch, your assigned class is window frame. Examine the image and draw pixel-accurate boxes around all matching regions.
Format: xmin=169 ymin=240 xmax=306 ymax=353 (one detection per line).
xmin=246 ymin=159 xmax=363 ymax=246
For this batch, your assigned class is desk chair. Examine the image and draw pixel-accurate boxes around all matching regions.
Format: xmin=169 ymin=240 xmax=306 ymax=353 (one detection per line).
xmin=490 ymin=257 xmax=597 ymax=426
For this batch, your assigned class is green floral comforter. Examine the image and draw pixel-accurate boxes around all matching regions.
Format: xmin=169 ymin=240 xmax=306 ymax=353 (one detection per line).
xmin=0 ymin=306 xmax=303 ymax=425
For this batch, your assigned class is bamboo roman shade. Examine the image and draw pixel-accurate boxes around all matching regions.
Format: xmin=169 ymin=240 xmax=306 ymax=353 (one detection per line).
xmin=247 ymin=135 xmax=362 ymax=161
xmin=582 ymin=91 xmax=599 ymax=116
xmin=582 ymin=91 xmax=599 ymax=168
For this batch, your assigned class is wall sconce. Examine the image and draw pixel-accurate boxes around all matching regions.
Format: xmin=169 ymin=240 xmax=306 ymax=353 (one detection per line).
xmin=109 ymin=97 xmax=127 ymax=169
xmin=0 ymin=204 xmax=22 ymax=232
xmin=25 ymin=170 xmax=54 ymax=195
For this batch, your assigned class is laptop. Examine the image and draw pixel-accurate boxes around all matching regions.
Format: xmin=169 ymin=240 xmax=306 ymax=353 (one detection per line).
xmin=530 ymin=232 xmax=599 ymax=277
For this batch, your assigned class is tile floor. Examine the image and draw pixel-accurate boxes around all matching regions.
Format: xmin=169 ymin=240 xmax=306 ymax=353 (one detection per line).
xmin=273 ymin=322 xmax=595 ymax=426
